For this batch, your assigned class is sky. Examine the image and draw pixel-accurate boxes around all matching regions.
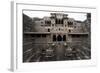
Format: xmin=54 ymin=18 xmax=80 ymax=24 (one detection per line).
xmin=23 ymin=10 xmax=87 ymax=21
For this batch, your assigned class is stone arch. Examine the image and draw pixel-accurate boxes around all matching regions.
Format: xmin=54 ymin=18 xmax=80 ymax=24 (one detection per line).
xmin=57 ymin=35 xmax=62 ymax=41
xmin=48 ymin=28 xmax=50 ymax=32
xmin=53 ymin=35 xmax=56 ymax=41
xmin=63 ymin=35 xmax=66 ymax=41
xmin=69 ymin=29 xmax=71 ymax=32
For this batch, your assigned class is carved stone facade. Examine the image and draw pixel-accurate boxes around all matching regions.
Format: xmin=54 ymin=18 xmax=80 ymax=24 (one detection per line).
xmin=23 ymin=13 xmax=91 ymax=62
